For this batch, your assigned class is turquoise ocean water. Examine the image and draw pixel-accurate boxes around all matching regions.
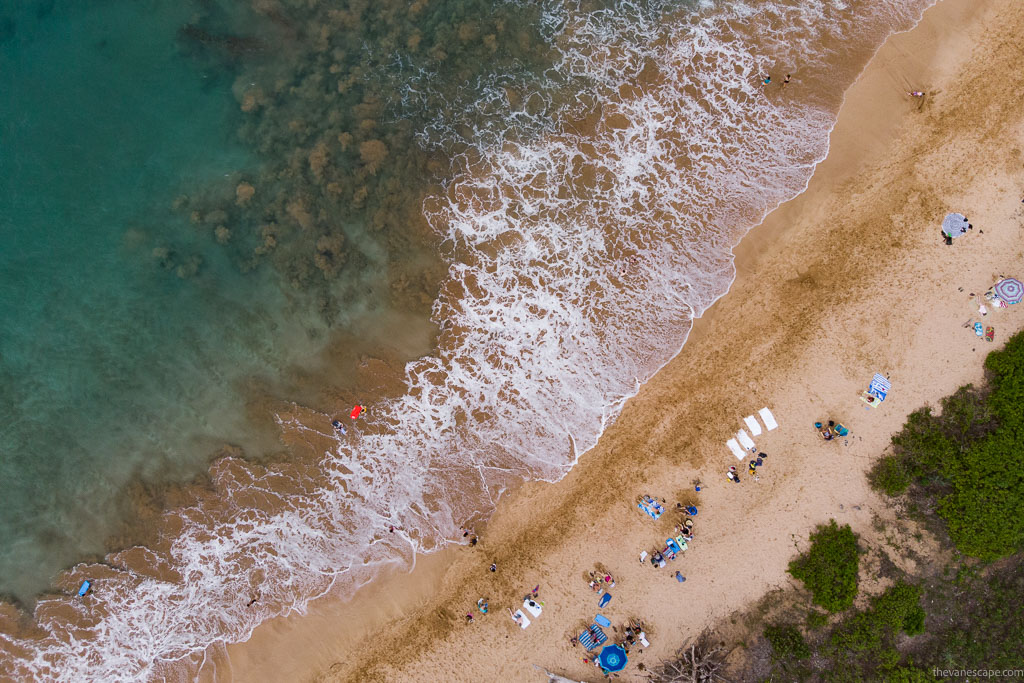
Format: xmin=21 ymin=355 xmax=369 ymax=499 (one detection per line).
xmin=0 ymin=0 xmax=312 ymax=602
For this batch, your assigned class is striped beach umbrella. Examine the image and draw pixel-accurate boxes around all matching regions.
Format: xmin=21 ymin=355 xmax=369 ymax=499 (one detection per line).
xmin=941 ymin=212 xmax=969 ymax=238
xmin=993 ymin=278 xmax=1023 ymax=304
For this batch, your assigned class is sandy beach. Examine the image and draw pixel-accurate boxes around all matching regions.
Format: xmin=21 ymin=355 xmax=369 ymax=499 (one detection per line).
xmin=198 ymin=0 xmax=1024 ymax=680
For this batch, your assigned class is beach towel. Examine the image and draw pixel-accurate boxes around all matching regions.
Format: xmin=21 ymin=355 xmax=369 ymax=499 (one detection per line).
xmin=867 ymin=373 xmax=890 ymax=401
xmin=638 ymin=550 xmax=648 ymax=563
xmin=639 ymin=633 xmax=650 ymax=647
xmin=666 ymin=538 xmax=682 ymax=554
xmin=758 ymin=407 xmax=779 ymax=431
xmin=594 ymin=614 xmax=612 ymax=628
xmin=726 ymin=438 xmax=745 ymax=460
xmin=637 ymin=500 xmax=662 ymax=521
xmin=985 ymin=326 xmax=995 ymax=342
xmin=974 ymin=322 xmax=984 ymax=337
xmin=523 ymin=599 xmax=543 ymax=618
xmin=674 ymin=535 xmax=688 ymax=550
xmin=737 ymin=429 xmax=755 ymax=450
xmin=744 ymin=415 xmax=762 ymax=436
xmin=511 ymin=609 xmax=531 ymax=629
xmin=579 ymin=625 xmax=608 ymax=650
xmin=598 ymin=593 xmax=612 ymax=608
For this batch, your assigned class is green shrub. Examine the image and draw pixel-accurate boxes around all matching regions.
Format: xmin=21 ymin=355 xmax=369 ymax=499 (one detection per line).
xmin=885 ymin=666 xmax=934 ymax=683
xmin=789 ymin=520 xmax=860 ymax=612
xmin=764 ymin=623 xmax=810 ymax=660
xmin=806 ymin=610 xmax=830 ymax=630
xmin=830 ymin=611 xmax=882 ymax=652
xmin=870 ymin=455 xmax=912 ymax=496
xmin=873 ymin=582 xmax=925 ymax=636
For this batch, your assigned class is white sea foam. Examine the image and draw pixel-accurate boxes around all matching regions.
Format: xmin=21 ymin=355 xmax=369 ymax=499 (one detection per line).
xmin=0 ymin=0 xmax=931 ymax=679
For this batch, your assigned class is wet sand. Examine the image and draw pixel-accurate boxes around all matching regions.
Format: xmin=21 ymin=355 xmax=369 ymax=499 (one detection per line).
xmin=199 ymin=0 xmax=1024 ymax=679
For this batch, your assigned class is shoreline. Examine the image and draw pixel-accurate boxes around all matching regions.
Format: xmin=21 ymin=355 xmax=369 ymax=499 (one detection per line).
xmin=199 ymin=0 xmax=1024 ymax=680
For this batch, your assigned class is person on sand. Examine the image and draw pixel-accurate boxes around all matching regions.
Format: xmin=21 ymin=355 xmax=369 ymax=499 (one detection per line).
xmin=762 ymin=74 xmax=771 ymax=86
xmin=465 ymin=612 xmax=474 ymax=624
xmin=908 ymin=90 xmax=925 ymax=97
xmin=783 ymin=73 xmax=791 ymax=86
xmin=477 ymin=598 xmax=489 ymax=614
xmin=748 ymin=460 xmax=757 ymax=476
xmin=727 ymin=466 xmax=740 ymax=483
xmin=469 ymin=536 xmax=478 ymax=546
xmin=489 ymin=563 xmax=497 ymax=572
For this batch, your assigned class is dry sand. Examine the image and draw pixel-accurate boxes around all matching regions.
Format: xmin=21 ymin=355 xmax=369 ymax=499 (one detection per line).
xmin=199 ymin=0 xmax=1024 ymax=679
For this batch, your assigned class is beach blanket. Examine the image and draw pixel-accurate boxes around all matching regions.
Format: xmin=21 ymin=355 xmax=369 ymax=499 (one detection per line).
xmin=744 ymin=415 xmax=762 ymax=435
xmin=511 ymin=609 xmax=531 ymax=629
xmin=523 ymin=599 xmax=543 ymax=618
xmin=637 ymin=496 xmax=664 ymax=520
xmin=726 ymin=438 xmax=745 ymax=460
xmin=868 ymin=373 xmax=890 ymax=401
xmin=579 ymin=625 xmax=608 ymax=650
xmin=595 ymin=614 xmax=612 ymax=628
xmin=736 ymin=429 xmax=755 ymax=450
xmin=666 ymin=538 xmax=682 ymax=554
xmin=758 ymin=407 xmax=779 ymax=431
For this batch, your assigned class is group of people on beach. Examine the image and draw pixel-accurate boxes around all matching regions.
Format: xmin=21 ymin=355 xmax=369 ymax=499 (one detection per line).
xmin=727 ymin=449 xmax=768 ymax=483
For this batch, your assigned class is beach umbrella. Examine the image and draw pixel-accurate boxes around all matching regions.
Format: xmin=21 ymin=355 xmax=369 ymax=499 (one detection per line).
xmin=941 ymin=213 xmax=969 ymax=238
xmin=598 ymin=644 xmax=628 ymax=672
xmin=993 ymin=278 xmax=1023 ymax=304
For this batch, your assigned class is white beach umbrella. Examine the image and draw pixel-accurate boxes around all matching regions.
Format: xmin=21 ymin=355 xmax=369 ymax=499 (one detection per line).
xmin=941 ymin=212 xmax=969 ymax=238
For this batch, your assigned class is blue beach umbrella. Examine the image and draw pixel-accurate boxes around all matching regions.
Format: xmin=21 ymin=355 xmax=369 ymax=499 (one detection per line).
xmin=993 ymin=278 xmax=1023 ymax=305
xmin=598 ymin=644 xmax=628 ymax=672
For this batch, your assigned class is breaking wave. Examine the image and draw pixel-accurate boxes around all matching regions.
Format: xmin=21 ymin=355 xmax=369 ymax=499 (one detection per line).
xmin=0 ymin=0 xmax=931 ymax=679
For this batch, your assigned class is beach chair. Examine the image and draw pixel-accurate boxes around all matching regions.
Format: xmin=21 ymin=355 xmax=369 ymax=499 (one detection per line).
xmin=726 ymin=438 xmax=745 ymax=460
xmin=744 ymin=415 xmax=762 ymax=436
xmin=758 ymin=407 xmax=779 ymax=431
xmin=737 ymin=429 xmax=755 ymax=450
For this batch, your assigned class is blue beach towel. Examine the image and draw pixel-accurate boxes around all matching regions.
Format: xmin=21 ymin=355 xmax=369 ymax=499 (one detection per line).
xmin=598 ymin=592 xmax=612 ymax=608
xmin=594 ymin=614 xmax=612 ymax=628
xmin=868 ymin=373 xmax=890 ymax=401
xmin=579 ymin=624 xmax=608 ymax=650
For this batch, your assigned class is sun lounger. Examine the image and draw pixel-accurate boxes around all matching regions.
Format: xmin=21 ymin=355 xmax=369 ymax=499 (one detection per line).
xmin=523 ymin=599 xmax=542 ymax=618
xmin=726 ymin=438 xmax=745 ymax=460
xmin=743 ymin=415 xmax=762 ymax=435
xmin=758 ymin=407 xmax=778 ymax=431
xmin=511 ymin=609 xmax=531 ymax=629
xmin=736 ymin=429 xmax=755 ymax=450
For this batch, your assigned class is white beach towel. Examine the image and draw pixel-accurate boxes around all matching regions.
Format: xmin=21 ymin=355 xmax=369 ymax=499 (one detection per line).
xmin=743 ymin=415 xmax=762 ymax=436
xmin=511 ymin=610 xmax=531 ymax=629
xmin=523 ymin=599 xmax=543 ymax=618
xmin=638 ymin=550 xmax=648 ymax=564
xmin=758 ymin=407 xmax=778 ymax=431
xmin=726 ymin=439 xmax=745 ymax=460
xmin=736 ymin=429 xmax=755 ymax=450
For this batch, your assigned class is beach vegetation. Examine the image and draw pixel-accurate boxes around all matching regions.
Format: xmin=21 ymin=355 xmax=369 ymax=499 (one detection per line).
xmin=788 ymin=519 xmax=860 ymax=612
xmin=763 ymin=623 xmax=810 ymax=661
xmin=869 ymin=330 xmax=1024 ymax=561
